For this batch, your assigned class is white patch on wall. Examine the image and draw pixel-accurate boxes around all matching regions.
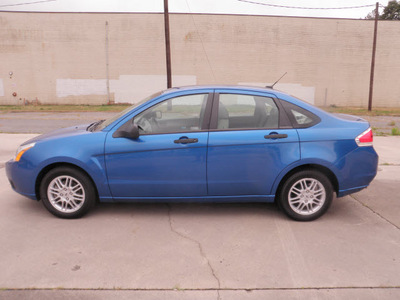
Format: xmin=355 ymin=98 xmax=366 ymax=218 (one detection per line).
xmin=239 ymin=82 xmax=315 ymax=104
xmin=56 ymin=75 xmax=197 ymax=103
xmin=0 ymin=79 xmax=4 ymax=97
xmin=110 ymin=75 xmax=197 ymax=103
xmin=56 ymin=79 xmax=107 ymax=97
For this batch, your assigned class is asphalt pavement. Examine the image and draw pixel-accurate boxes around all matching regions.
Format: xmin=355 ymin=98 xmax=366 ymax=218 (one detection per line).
xmin=1 ymin=111 xmax=400 ymax=134
xmin=0 ymin=112 xmax=113 ymax=134
xmin=0 ymin=113 xmax=399 ymax=299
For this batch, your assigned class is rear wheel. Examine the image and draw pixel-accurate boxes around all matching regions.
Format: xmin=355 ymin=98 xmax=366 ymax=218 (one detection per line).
xmin=278 ymin=170 xmax=333 ymax=221
xmin=40 ymin=167 xmax=96 ymax=219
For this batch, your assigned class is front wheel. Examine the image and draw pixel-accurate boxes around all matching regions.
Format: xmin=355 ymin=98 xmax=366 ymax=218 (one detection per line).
xmin=278 ymin=170 xmax=333 ymax=221
xmin=40 ymin=167 xmax=96 ymax=219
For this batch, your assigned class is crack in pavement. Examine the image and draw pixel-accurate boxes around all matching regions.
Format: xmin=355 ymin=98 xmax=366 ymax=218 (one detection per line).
xmin=166 ymin=204 xmax=221 ymax=300
xmin=350 ymin=195 xmax=400 ymax=230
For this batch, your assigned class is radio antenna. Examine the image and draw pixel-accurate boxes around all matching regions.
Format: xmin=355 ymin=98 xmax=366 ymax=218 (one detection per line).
xmin=266 ymin=72 xmax=287 ymax=89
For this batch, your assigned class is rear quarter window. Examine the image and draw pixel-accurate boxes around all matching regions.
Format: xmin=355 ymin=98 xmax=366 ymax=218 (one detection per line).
xmin=281 ymin=100 xmax=320 ymax=128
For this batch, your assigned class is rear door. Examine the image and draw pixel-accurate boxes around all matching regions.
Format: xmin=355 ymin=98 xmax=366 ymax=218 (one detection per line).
xmin=207 ymin=90 xmax=300 ymax=197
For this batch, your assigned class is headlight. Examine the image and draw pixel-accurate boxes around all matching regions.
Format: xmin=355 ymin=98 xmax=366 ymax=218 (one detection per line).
xmin=14 ymin=142 xmax=36 ymax=162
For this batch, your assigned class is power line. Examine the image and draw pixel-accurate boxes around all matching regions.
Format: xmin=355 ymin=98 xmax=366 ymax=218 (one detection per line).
xmin=0 ymin=0 xmax=56 ymax=8
xmin=237 ymin=0 xmax=376 ymax=10
xmin=185 ymin=0 xmax=217 ymax=83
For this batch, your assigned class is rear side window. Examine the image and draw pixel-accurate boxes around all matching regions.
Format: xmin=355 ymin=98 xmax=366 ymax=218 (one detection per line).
xmin=217 ymin=94 xmax=279 ymax=129
xmin=281 ymin=100 xmax=320 ymax=128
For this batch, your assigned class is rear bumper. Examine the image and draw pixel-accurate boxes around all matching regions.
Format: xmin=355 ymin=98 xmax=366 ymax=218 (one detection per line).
xmin=337 ymin=146 xmax=378 ymax=197
xmin=338 ymin=185 xmax=369 ymax=197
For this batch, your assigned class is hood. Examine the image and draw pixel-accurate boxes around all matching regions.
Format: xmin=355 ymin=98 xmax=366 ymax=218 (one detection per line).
xmin=23 ymin=123 xmax=91 ymax=145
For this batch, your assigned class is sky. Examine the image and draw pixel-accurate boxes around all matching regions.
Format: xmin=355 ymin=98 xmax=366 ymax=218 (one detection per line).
xmin=0 ymin=0 xmax=389 ymax=19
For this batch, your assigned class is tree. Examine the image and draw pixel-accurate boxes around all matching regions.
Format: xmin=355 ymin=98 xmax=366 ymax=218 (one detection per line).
xmin=365 ymin=1 xmax=400 ymax=20
xmin=365 ymin=9 xmax=377 ymax=20
xmin=380 ymin=0 xmax=400 ymax=19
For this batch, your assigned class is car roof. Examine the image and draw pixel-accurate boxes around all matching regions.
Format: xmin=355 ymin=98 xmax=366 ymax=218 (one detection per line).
xmin=162 ymin=85 xmax=288 ymax=98
xmin=157 ymin=84 xmax=328 ymax=118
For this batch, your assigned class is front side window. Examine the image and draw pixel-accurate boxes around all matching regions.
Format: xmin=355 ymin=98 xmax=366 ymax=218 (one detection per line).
xmin=217 ymin=94 xmax=279 ymax=129
xmin=133 ymin=93 xmax=209 ymax=134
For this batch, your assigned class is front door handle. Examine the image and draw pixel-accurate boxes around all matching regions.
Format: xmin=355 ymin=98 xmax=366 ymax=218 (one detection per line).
xmin=174 ymin=137 xmax=199 ymax=144
xmin=264 ymin=133 xmax=288 ymax=139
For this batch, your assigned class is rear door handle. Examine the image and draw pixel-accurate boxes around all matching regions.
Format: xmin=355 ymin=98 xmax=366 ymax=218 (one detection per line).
xmin=264 ymin=133 xmax=288 ymax=139
xmin=174 ymin=137 xmax=198 ymax=144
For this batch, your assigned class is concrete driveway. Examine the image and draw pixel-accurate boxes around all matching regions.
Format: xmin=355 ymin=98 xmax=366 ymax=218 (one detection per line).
xmin=0 ymin=133 xmax=399 ymax=299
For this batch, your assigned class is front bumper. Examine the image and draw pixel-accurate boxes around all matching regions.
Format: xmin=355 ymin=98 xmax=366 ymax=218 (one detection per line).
xmin=5 ymin=159 xmax=38 ymax=200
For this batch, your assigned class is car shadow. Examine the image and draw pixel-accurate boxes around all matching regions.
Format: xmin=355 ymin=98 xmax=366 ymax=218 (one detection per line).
xmin=14 ymin=195 xmax=350 ymax=222
xmin=90 ymin=201 xmax=283 ymax=219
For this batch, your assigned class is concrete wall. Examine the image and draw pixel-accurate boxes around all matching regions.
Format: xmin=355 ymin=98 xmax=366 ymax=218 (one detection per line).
xmin=0 ymin=12 xmax=399 ymax=107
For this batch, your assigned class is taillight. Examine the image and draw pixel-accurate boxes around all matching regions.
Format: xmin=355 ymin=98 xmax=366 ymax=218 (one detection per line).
xmin=355 ymin=128 xmax=373 ymax=147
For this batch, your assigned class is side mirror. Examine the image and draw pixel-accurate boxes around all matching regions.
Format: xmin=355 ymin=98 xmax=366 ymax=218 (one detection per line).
xmin=112 ymin=122 xmax=140 ymax=139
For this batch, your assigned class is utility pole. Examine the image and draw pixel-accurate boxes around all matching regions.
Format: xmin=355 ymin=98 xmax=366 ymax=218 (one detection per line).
xmin=368 ymin=2 xmax=379 ymax=111
xmin=164 ymin=0 xmax=172 ymax=88
xmin=105 ymin=21 xmax=111 ymax=104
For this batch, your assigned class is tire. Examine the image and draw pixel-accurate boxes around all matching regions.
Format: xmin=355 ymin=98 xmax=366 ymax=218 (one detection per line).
xmin=278 ymin=170 xmax=333 ymax=221
xmin=40 ymin=167 xmax=96 ymax=219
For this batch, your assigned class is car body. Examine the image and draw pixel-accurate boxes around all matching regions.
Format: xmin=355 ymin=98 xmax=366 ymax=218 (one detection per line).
xmin=6 ymin=85 xmax=378 ymax=220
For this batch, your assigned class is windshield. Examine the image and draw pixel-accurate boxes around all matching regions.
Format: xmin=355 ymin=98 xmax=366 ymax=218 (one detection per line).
xmin=94 ymin=91 xmax=162 ymax=131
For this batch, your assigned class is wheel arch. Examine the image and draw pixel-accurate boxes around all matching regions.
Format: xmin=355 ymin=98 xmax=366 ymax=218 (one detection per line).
xmin=35 ymin=162 xmax=99 ymax=202
xmin=274 ymin=164 xmax=339 ymax=201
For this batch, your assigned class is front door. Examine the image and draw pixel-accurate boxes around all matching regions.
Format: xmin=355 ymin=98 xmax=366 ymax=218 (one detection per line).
xmin=105 ymin=92 xmax=212 ymax=200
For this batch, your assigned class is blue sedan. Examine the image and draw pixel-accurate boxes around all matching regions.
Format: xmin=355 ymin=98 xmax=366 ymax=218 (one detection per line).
xmin=6 ymin=86 xmax=378 ymax=221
